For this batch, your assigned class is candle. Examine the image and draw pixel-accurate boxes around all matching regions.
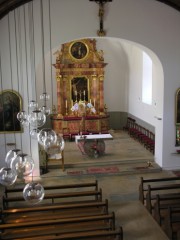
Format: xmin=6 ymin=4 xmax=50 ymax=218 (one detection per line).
xmin=94 ymin=99 xmax=95 ymax=106
xmin=90 ymin=99 xmax=91 ymax=104
xmin=71 ymin=100 xmax=73 ymax=107
xmin=75 ymin=91 xmax=77 ymax=96
xmin=84 ymin=90 xmax=85 ymax=96
xmin=65 ymin=100 xmax=67 ymax=108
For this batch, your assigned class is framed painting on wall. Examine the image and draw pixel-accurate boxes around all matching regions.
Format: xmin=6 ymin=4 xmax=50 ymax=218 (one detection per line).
xmin=0 ymin=90 xmax=22 ymax=133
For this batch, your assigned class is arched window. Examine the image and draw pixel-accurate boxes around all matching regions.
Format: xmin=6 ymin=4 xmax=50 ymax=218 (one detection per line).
xmin=142 ymin=52 xmax=152 ymax=105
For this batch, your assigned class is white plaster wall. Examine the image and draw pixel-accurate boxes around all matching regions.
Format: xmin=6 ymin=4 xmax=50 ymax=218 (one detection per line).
xmin=0 ymin=0 xmax=180 ymax=171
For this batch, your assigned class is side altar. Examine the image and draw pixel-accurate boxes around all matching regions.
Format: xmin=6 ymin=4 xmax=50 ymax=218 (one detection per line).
xmin=51 ymin=39 xmax=109 ymax=136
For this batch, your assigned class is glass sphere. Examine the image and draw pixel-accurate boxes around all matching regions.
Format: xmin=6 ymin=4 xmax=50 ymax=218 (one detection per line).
xmin=17 ymin=111 xmax=28 ymax=123
xmin=28 ymin=100 xmax=38 ymax=111
xmin=30 ymin=128 xmax=40 ymax=139
xmin=0 ymin=167 xmax=17 ymax=186
xmin=11 ymin=153 xmax=34 ymax=177
xmin=56 ymin=135 xmax=65 ymax=151
xmin=5 ymin=149 xmax=21 ymax=167
xmin=40 ymin=106 xmax=51 ymax=116
xmin=37 ymin=128 xmax=57 ymax=149
xmin=21 ymin=118 xmax=30 ymax=127
xmin=28 ymin=110 xmax=46 ymax=128
xmin=40 ymin=92 xmax=50 ymax=101
xmin=23 ymin=182 xmax=45 ymax=204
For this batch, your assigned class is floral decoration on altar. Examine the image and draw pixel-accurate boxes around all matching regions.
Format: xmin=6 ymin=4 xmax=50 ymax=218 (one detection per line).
xmin=71 ymin=101 xmax=96 ymax=116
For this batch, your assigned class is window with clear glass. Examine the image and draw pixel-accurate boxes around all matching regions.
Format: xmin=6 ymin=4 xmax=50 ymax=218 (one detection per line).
xmin=142 ymin=52 xmax=152 ymax=105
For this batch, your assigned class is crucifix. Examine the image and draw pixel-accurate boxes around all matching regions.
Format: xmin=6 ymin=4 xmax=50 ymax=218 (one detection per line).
xmin=89 ymin=0 xmax=113 ymax=36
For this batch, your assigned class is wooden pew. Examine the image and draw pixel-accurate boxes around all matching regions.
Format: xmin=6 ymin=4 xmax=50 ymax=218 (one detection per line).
xmin=163 ymin=206 xmax=180 ymax=240
xmin=4 ymin=180 xmax=98 ymax=198
xmin=1 ymin=200 xmax=109 ymax=224
xmin=153 ymin=193 xmax=180 ymax=225
xmin=139 ymin=176 xmax=180 ymax=205
xmin=3 ymin=188 xmax=102 ymax=209
xmin=146 ymin=183 xmax=180 ymax=214
xmin=0 ymin=212 xmax=116 ymax=239
xmin=8 ymin=227 xmax=123 ymax=240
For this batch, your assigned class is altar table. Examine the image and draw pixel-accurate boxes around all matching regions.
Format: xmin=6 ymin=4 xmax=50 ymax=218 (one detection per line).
xmin=75 ymin=134 xmax=113 ymax=158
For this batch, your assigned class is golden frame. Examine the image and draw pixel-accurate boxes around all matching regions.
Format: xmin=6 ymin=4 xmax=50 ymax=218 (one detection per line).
xmin=70 ymin=76 xmax=90 ymax=102
xmin=69 ymin=41 xmax=89 ymax=61
xmin=176 ymin=88 xmax=180 ymax=124
xmin=0 ymin=90 xmax=22 ymax=133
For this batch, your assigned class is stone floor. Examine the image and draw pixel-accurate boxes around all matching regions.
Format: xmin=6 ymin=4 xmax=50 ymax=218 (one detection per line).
xmin=40 ymin=130 xmax=175 ymax=240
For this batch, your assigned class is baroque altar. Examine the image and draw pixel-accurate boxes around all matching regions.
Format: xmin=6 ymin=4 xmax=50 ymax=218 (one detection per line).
xmin=51 ymin=39 xmax=109 ymax=137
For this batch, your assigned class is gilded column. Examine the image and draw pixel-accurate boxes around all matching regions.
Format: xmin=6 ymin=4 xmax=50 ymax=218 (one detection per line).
xmin=92 ymin=75 xmax=97 ymax=109
xmin=99 ymin=75 xmax=105 ymax=115
xmin=57 ymin=74 xmax=63 ymax=117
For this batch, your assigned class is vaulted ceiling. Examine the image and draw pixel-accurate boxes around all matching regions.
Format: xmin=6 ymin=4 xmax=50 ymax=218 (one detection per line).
xmin=0 ymin=0 xmax=180 ymax=20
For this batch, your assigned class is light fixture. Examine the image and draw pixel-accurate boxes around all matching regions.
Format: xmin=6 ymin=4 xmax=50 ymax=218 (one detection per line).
xmin=0 ymin=167 xmax=17 ymax=186
xmin=5 ymin=149 xmax=21 ymax=167
xmin=28 ymin=110 xmax=46 ymax=128
xmin=11 ymin=153 xmax=34 ymax=177
xmin=29 ymin=128 xmax=40 ymax=139
xmin=37 ymin=128 xmax=57 ymax=150
xmin=23 ymin=182 xmax=45 ymax=204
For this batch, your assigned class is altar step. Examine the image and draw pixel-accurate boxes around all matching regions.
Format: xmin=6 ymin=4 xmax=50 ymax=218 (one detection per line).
xmin=45 ymin=157 xmax=162 ymax=176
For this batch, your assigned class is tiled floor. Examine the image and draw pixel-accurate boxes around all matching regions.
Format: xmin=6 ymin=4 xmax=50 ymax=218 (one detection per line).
xmin=40 ymin=131 xmax=175 ymax=240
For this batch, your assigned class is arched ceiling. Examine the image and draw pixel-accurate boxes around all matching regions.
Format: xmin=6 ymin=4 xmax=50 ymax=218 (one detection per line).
xmin=0 ymin=0 xmax=180 ymax=20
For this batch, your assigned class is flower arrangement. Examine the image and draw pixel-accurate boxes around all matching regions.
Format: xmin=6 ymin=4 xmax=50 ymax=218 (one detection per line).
xmin=71 ymin=101 xmax=96 ymax=115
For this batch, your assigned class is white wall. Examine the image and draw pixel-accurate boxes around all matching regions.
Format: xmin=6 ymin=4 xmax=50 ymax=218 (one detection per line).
xmin=0 ymin=0 xmax=180 ymax=170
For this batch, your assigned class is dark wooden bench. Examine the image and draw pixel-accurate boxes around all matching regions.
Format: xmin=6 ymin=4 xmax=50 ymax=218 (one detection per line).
xmin=0 ymin=212 xmax=116 ymax=239
xmin=2 ymin=188 xmax=102 ymax=209
xmin=153 ymin=193 xmax=180 ymax=225
xmin=163 ymin=206 xmax=180 ymax=239
xmin=1 ymin=200 xmax=109 ymax=224
xmin=146 ymin=183 xmax=180 ymax=214
xmin=139 ymin=176 xmax=180 ymax=205
xmin=9 ymin=227 xmax=123 ymax=240
xmin=4 ymin=180 xmax=98 ymax=198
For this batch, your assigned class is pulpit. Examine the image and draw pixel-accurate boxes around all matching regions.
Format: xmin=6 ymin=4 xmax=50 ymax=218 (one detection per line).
xmin=51 ymin=39 xmax=109 ymax=136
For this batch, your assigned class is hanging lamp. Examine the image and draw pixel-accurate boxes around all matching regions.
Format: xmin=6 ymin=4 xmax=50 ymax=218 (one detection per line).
xmin=23 ymin=182 xmax=45 ymax=204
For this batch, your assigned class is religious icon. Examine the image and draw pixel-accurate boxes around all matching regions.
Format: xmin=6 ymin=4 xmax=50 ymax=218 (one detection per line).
xmin=0 ymin=90 xmax=22 ymax=132
xmin=70 ymin=41 xmax=88 ymax=60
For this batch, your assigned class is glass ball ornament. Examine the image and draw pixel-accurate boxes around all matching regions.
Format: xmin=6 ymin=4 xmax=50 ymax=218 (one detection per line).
xmin=5 ymin=149 xmax=21 ymax=167
xmin=37 ymin=128 xmax=57 ymax=150
xmin=39 ymin=106 xmax=51 ymax=116
xmin=17 ymin=111 xmax=28 ymax=123
xmin=30 ymin=128 xmax=40 ymax=139
xmin=40 ymin=92 xmax=50 ymax=101
xmin=56 ymin=135 xmax=65 ymax=151
xmin=28 ymin=100 xmax=38 ymax=111
xmin=28 ymin=110 xmax=46 ymax=128
xmin=23 ymin=182 xmax=45 ymax=204
xmin=11 ymin=153 xmax=34 ymax=177
xmin=0 ymin=167 xmax=17 ymax=186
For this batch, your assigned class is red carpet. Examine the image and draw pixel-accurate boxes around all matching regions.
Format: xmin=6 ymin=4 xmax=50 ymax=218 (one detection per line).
xmin=67 ymin=166 xmax=119 ymax=176
xmin=87 ymin=166 xmax=119 ymax=174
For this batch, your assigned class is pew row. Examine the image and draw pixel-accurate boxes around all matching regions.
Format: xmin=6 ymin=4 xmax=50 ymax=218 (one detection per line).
xmin=3 ymin=228 xmax=123 ymax=240
xmin=0 ymin=212 xmax=116 ymax=239
xmin=139 ymin=176 xmax=180 ymax=205
xmin=153 ymin=193 xmax=180 ymax=225
xmin=1 ymin=200 xmax=109 ymax=224
xmin=163 ymin=206 xmax=180 ymax=240
xmin=4 ymin=180 xmax=98 ymax=198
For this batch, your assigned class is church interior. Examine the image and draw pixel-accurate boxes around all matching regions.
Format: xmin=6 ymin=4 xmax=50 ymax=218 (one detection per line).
xmin=0 ymin=0 xmax=180 ymax=239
